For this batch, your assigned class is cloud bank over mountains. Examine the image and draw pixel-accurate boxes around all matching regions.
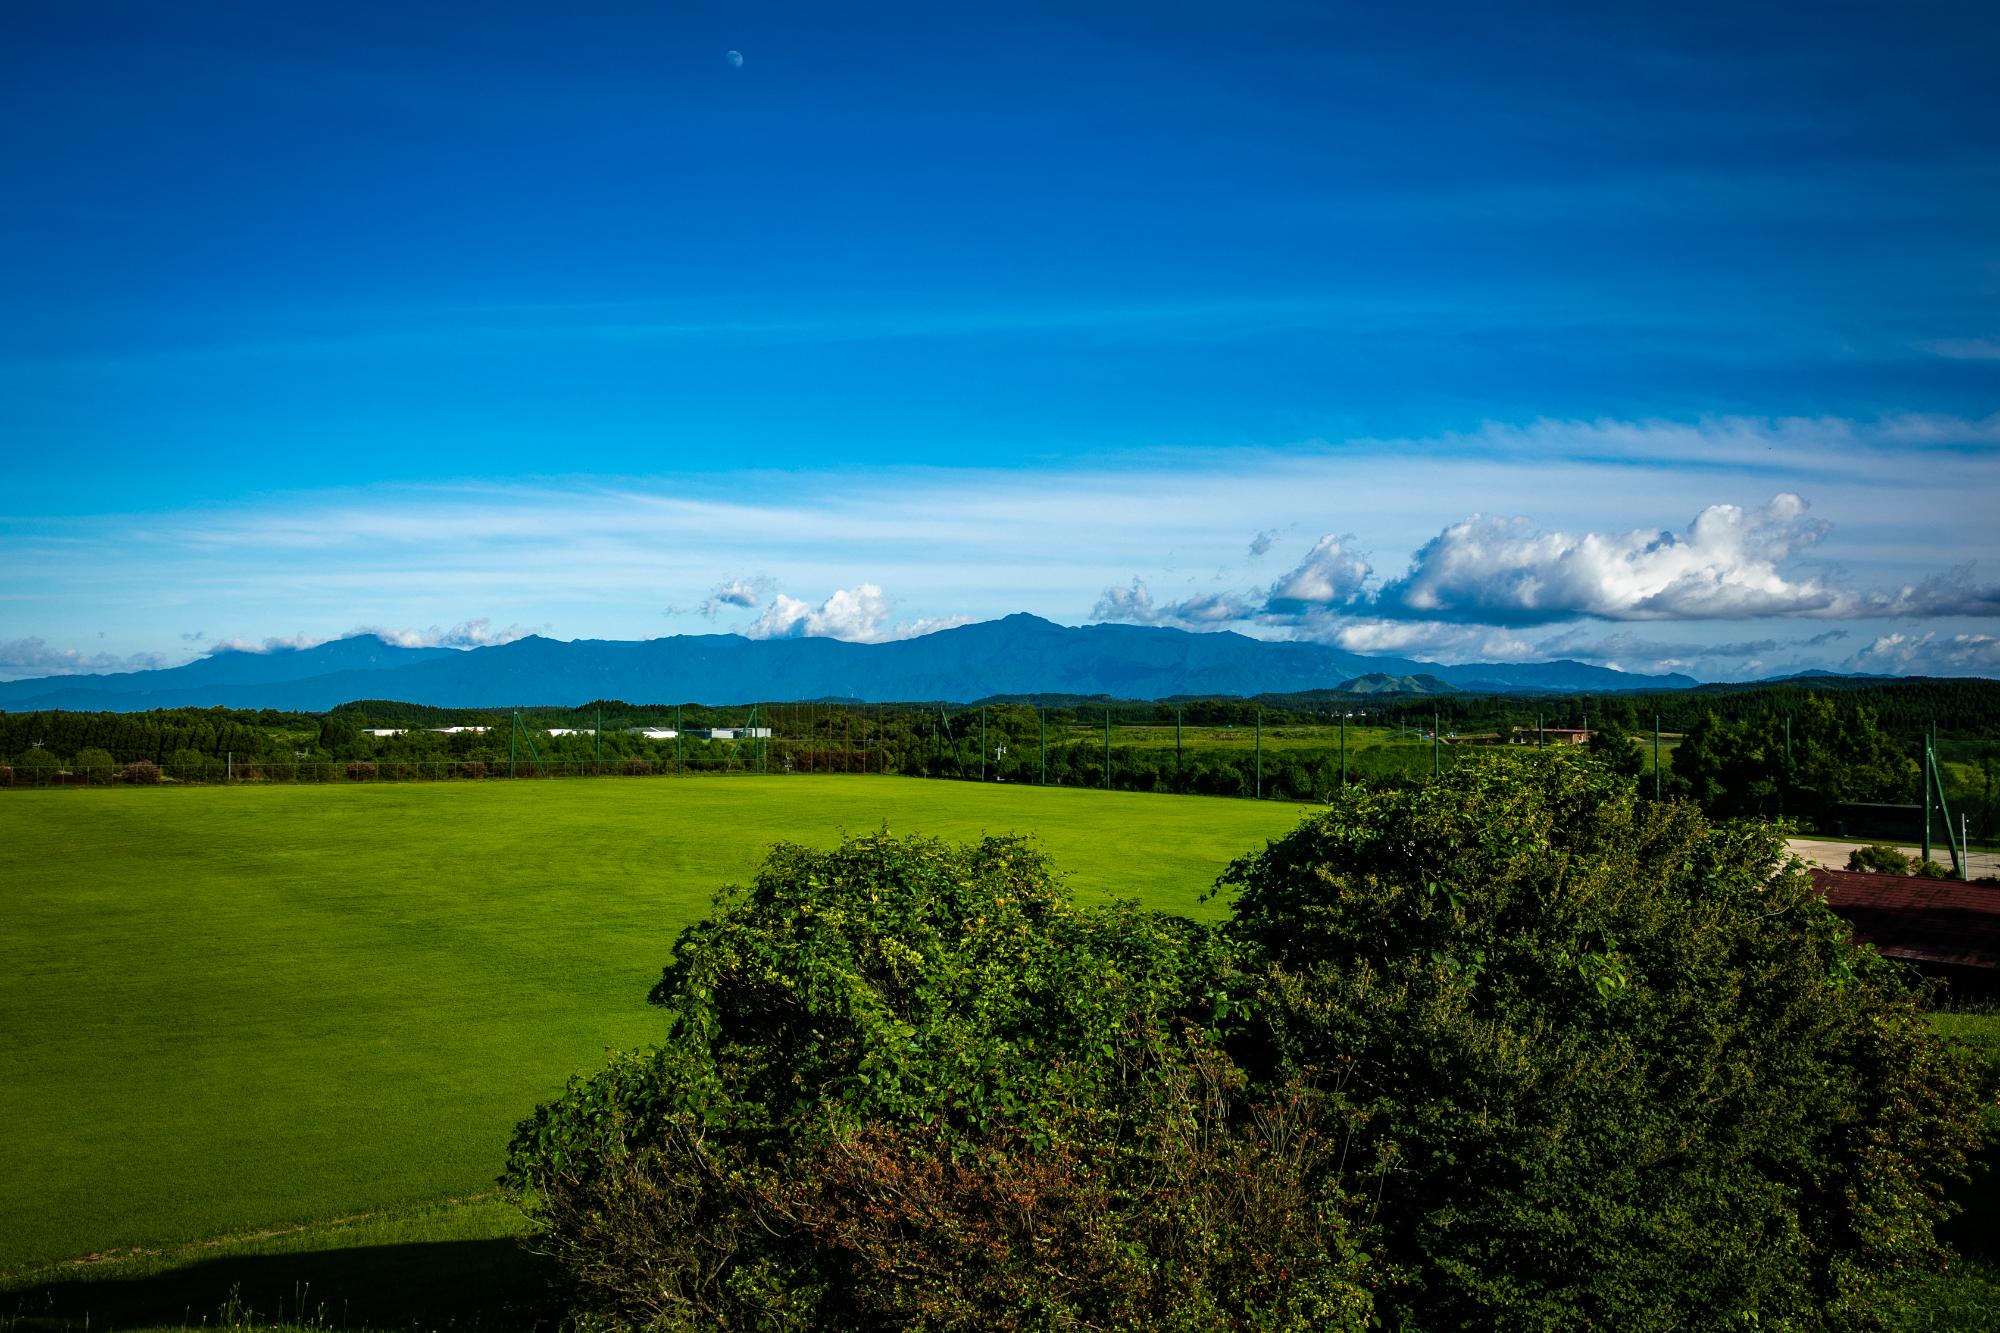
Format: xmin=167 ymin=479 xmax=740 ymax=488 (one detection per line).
xmin=1094 ymin=494 xmax=1997 ymax=656
xmin=3 ymin=413 xmax=1994 ymax=683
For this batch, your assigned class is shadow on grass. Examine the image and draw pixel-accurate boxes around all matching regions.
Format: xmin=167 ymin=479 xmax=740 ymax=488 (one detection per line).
xmin=5 ymin=1238 xmax=558 ymax=1333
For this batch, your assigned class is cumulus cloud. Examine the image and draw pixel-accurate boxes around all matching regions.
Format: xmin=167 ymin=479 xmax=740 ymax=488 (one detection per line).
xmin=744 ymin=584 xmax=964 ymax=643
xmin=0 ymin=638 xmax=170 ymax=680
xmin=1372 ymin=494 xmax=1840 ymax=624
xmin=357 ymin=619 xmax=535 ymax=649
xmin=1846 ymin=631 xmax=2000 ymax=676
xmin=1288 ymin=616 xmax=1541 ymax=663
xmin=700 ymin=575 xmax=772 ymax=618
xmin=1849 ymin=565 xmax=2000 ymax=619
xmin=1090 ymin=579 xmax=1259 ymax=627
xmin=1265 ymin=534 xmax=1372 ymax=613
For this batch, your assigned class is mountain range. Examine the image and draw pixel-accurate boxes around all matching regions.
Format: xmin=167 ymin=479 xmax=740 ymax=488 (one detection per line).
xmin=0 ymin=615 xmax=1699 ymax=712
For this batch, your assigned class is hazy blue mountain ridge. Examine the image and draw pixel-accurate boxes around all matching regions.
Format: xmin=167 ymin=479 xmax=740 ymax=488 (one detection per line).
xmin=0 ymin=614 xmax=1697 ymax=711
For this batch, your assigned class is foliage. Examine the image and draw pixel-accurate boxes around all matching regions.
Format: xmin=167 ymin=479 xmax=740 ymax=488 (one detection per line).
xmin=505 ymin=833 xmax=1373 ymax=1332
xmin=120 ymin=760 xmax=161 ymax=784
xmin=1670 ymin=696 xmax=1916 ymax=827
xmin=1585 ymin=713 xmax=1644 ymax=776
xmin=1215 ymin=751 xmax=1984 ymax=1331
xmin=1849 ymin=843 xmax=1916 ymax=874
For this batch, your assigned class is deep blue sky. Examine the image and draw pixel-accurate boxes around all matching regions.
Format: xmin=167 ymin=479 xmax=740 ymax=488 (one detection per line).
xmin=3 ymin=1 xmax=1996 ymax=680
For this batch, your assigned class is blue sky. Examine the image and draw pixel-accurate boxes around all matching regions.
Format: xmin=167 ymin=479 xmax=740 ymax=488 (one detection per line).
xmin=2 ymin=1 xmax=1996 ymax=681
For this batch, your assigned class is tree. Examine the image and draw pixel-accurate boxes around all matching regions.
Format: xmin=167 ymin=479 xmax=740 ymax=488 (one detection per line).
xmin=506 ymin=834 xmax=1372 ymax=1332
xmin=1216 ymin=751 xmax=1981 ymax=1331
xmin=72 ymin=747 xmax=117 ymax=782
xmin=1586 ymin=713 xmax=1644 ymax=777
xmin=1672 ymin=699 xmax=1915 ymax=827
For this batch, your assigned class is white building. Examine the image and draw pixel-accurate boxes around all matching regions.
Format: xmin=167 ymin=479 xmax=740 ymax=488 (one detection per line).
xmin=428 ymin=726 xmax=490 ymax=735
xmin=625 ymin=727 xmax=679 ymax=741
xmin=363 ymin=728 xmax=406 ymax=738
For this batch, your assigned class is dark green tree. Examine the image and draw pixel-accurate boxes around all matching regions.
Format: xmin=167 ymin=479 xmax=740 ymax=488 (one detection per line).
xmin=1216 ymin=751 xmax=1981 ymax=1331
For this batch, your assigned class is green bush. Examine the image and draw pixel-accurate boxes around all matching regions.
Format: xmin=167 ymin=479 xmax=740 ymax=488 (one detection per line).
xmin=1217 ymin=753 xmax=1983 ymax=1331
xmin=1849 ymin=843 xmax=1916 ymax=874
xmin=72 ymin=747 xmax=117 ymax=783
xmin=505 ymin=833 xmax=1373 ymax=1332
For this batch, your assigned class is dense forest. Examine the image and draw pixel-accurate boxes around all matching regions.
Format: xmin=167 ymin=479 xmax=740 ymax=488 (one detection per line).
xmin=4 ymin=678 xmax=1996 ymax=842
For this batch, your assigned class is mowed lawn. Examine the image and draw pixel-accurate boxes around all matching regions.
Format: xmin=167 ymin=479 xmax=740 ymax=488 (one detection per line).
xmin=0 ymin=776 xmax=1312 ymax=1273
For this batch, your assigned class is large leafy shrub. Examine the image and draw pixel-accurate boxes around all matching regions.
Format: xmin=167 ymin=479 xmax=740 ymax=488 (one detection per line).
xmin=506 ymin=833 xmax=1372 ymax=1332
xmin=1218 ymin=753 xmax=1982 ymax=1331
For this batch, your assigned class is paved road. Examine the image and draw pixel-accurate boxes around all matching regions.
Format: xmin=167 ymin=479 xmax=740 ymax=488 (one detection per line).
xmin=1786 ymin=837 xmax=1999 ymax=880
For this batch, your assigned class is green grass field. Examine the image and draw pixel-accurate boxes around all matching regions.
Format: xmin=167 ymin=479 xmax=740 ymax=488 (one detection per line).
xmin=0 ymin=776 xmax=1310 ymax=1277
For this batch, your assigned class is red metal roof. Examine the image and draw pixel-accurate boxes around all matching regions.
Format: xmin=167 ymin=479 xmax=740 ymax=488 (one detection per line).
xmin=1809 ymin=868 xmax=2000 ymax=972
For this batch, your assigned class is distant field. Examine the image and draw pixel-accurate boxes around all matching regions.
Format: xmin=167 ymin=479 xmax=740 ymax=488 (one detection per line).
xmin=0 ymin=776 xmax=1310 ymax=1274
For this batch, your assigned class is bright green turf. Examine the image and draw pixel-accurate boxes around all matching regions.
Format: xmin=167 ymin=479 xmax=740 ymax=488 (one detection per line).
xmin=0 ymin=776 xmax=1311 ymax=1273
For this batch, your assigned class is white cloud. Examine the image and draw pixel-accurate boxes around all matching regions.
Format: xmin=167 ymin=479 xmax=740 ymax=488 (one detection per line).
xmin=699 ymin=575 xmax=771 ymax=618
xmin=208 ymin=631 xmax=328 ymax=653
xmin=1090 ymin=579 xmax=1258 ymax=627
xmin=354 ymin=619 xmax=535 ymax=649
xmin=1849 ymin=565 xmax=2000 ymax=619
xmin=744 ymin=584 xmax=964 ymax=643
xmin=209 ymin=620 xmax=533 ymax=654
xmin=0 ymin=638 xmax=170 ymax=680
xmin=1288 ymin=616 xmax=1541 ymax=663
xmin=1373 ymin=494 xmax=1842 ymax=623
xmin=1846 ymin=631 xmax=2000 ymax=676
xmin=1266 ymin=534 xmax=1372 ymax=612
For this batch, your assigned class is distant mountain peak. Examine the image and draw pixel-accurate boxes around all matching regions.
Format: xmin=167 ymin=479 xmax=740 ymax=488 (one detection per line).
xmin=0 ymin=615 xmax=1702 ymax=712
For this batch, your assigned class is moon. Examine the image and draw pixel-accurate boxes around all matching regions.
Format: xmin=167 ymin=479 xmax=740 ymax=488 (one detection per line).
xmin=726 ymin=50 xmax=743 ymax=68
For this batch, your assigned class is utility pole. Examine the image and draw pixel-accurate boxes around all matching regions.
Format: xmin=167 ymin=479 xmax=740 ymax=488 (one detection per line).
xmin=1255 ymin=708 xmax=1263 ymax=799
xmin=1039 ymin=707 xmax=1046 ymax=786
xmin=509 ymin=709 xmax=517 ymax=778
xmin=1103 ymin=709 xmax=1111 ymax=790
xmin=980 ymin=707 xmax=987 ymax=782
xmin=1340 ymin=712 xmax=1347 ymax=791
xmin=1433 ymin=710 xmax=1440 ymax=779
xmin=1923 ymin=730 xmax=1934 ymax=867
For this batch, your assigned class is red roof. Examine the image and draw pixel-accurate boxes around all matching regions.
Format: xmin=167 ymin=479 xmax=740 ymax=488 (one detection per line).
xmin=1808 ymin=869 xmax=2000 ymax=972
